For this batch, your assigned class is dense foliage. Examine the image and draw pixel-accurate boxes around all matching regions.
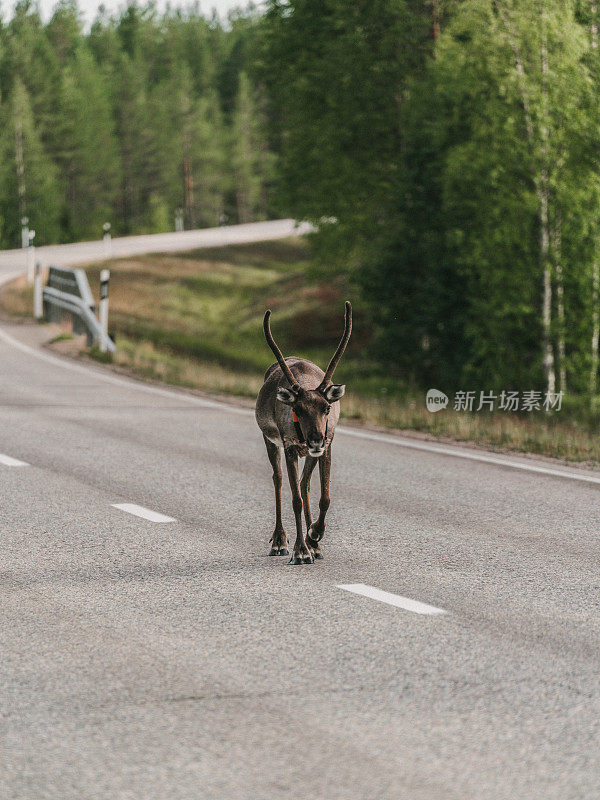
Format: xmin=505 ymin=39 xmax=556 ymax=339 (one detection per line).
xmin=260 ymin=0 xmax=600 ymax=397
xmin=5 ymin=0 xmax=600 ymax=399
xmin=0 ymin=0 xmax=273 ymax=246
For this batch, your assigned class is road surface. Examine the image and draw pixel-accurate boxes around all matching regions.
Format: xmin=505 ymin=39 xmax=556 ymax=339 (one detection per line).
xmin=0 ymin=219 xmax=312 ymax=282
xmin=1 ymin=322 xmax=599 ymax=799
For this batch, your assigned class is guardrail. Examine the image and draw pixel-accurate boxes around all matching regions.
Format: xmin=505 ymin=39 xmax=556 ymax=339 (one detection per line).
xmin=43 ymin=267 xmax=115 ymax=352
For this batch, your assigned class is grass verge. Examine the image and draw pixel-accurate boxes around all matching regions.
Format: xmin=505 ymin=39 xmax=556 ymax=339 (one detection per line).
xmin=2 ymin=238 xmax=599 ymax=464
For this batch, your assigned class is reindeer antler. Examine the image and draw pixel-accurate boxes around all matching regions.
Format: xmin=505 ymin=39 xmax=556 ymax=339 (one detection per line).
xmin=263 ymin=310 xmax=300 ymax=391
xmin=318 ymin=301 xmax=352 ymax=391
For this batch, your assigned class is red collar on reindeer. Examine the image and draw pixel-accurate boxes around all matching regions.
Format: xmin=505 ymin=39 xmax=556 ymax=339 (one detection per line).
xmin=292 ymin=410 xmax=305 ymax=443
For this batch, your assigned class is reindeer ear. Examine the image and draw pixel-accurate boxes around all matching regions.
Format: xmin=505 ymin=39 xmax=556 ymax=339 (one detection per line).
xmin=277 ymin=386 xmax=297 ymax=405
xmin=323 ymin=384 xmax=345 ymax=401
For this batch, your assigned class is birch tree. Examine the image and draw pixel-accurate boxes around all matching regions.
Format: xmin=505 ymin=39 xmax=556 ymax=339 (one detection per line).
xmin=414 ymin=0 xmax=588 ymax=390
xmin=491 ymin=0 xmax=588 ymax=394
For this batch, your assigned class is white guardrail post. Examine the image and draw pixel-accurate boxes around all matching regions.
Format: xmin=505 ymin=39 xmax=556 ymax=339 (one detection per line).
xmin=27 ymin=230 xmax=35 ymax=284
xmin=102 ymin=222 xmax=112 ymax=259
xmin=33 ymin=261 xmax=43 ymax=319
xmin=99 ymin=268 xmax=110 ymax=353
xmin=21 ymin=216 xmax=29 ymax=249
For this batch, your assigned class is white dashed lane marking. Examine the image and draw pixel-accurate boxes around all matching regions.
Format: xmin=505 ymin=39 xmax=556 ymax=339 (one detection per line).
xmin=111 ymin=503 xmax=177 ymax=523
xmin=337 ymin=584 xmax=447 ymax=616
xmin=0 ymin=453 xmax=29 ymax=467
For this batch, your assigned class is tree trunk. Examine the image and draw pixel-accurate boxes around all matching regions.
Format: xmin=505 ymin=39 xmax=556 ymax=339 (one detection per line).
xmin=591 ymin=264 xmax=599 ymax=396
xmin=430 ymin=0 xmax=440 ymax=40
xmin=14 ymin=106 xmax=26 ymax=220
xmin=590 ymin=1 xmax=599 ymax=397
xmin=540 ymin=173 xmax=555 ymax=394
xmin=551 ymin=220 xmax=566 ymax=392
xmin=500 ymin=6 xmax=555 ymax=394
xmin=181 ymin=87 xmax=196 ymax=229
xmin=540 ymin=13 xmax=555 ymax=395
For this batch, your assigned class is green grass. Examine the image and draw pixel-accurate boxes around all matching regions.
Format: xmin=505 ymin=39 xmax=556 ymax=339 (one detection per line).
xmin=49 ymin=332 xmax=75 ymax=343
xmin=88 ymin=345 xmax=114 ymax=364
xmin=80 ymin=239 xmax=356 ymax=381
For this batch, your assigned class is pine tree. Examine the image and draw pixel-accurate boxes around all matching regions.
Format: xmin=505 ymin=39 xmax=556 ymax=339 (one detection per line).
xmin=258 ymin=0 xmax=431 ymax=246
xmin=0 ymin=78 xmax=60 ymax=247
xmin=231 ymin=72 xmax=273 ymax=223
xmin=190 ymin=90 xmax=228 ymax=227
xmin=54 ymin=46 xmax=119 ymax=240
xmin=2 ymin=1 xmax=62 ymax=153
xmin=0 ymin=3 xmax=270 ymax=242
xmin=113 ymin=51 xmax=161 ymax=233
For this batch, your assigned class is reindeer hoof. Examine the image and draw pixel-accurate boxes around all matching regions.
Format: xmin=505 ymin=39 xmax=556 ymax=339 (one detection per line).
xmin=306 ymin=537 xmax=324 ymax=560
xmin=290 ymin=553 xmax=314 ymax=565
xmin=269 ymin=546 xmax=289 ymax=556
xmin=307 ymin=524 xmax=324 ymax=543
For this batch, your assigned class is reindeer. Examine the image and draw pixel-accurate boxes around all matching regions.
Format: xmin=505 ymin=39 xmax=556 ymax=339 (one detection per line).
xmin=255 ymin=302 xmax=352 ymax=564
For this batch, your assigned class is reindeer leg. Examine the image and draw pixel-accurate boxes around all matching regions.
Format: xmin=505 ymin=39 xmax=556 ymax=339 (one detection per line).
xmin=284 ymin=446 xmax=313 ymax=565
xmin=300 ymin=455 xmax=321 ymax=559
xmin=307 ymin=444 xmax=331 ymax=558
xmin=300 ymin=455 xmax=318 ymax=530
xmin=264 ymin=435 xmax=288 ymax=556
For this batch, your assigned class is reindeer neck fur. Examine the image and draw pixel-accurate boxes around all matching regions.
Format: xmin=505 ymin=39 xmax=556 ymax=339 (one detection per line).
xmin=255 ymin=357 xmax=341 ymax=452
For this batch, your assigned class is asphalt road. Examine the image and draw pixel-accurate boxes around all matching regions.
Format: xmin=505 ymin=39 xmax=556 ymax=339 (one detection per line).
xmin=1 ymin=320 xmax=600 ymax=800
xmin=0 ymin=219 xmax=312 ymax=280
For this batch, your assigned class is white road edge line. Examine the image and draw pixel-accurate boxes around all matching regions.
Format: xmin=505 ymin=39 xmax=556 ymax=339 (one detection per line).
xmin=112 ymin=503 xmax=176 ymax=523
xmin=0 ymin=452 xmax=29 ymax=467
xmin=337 ymin=584 xmax=447 ymax=616
xmin=338 ymin=427 xmax=600 ymax=485
xmin=0 ymin=324 xmax=249 ymax=415
xmin=2 ymin=324 xmax=600 ymax=486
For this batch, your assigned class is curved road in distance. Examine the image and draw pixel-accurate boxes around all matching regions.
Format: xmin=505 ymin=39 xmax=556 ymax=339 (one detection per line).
xmin=1 ymin=230 xmax=599 ymax=798
xmin=0 ymin=219 xmax=313 ymax=281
